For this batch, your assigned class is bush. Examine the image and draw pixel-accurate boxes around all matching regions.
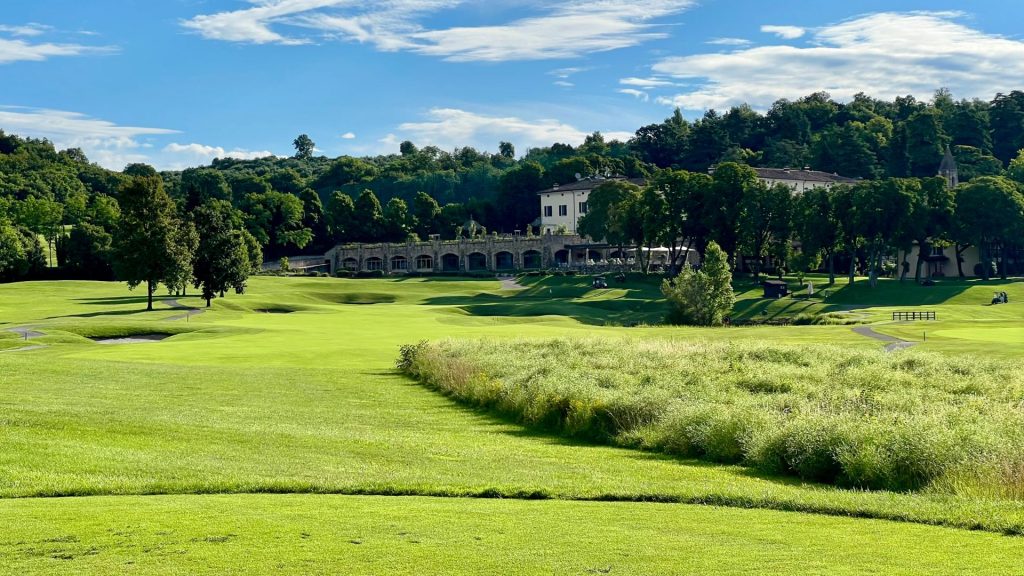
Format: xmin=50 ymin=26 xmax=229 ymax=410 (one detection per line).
xmin=335 ymin=270 xmax=353 ymax=278
xmin=662 ymin=241 xmax=735 ymax=326
xmin=355 ymin=270 xmax=385 ymax=278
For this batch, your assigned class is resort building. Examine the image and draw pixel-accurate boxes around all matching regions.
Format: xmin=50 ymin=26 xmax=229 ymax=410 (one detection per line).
xmin=750 ymin=167 xmax=860 ymax=193
xmin=537 ymin=176 xmax=644 ymax=234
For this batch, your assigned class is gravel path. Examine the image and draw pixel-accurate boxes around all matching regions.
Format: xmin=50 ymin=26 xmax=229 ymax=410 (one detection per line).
xmin=851 ymin=325 xmax=917 ymax=352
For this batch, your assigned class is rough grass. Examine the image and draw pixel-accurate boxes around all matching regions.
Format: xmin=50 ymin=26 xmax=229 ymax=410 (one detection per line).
xmin=402 ymin=338 xmax=1024 ymax=498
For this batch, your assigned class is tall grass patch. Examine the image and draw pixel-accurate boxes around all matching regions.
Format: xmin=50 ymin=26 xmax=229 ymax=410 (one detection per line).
xmin=400 ymin=337 xmax=1024 ymax=496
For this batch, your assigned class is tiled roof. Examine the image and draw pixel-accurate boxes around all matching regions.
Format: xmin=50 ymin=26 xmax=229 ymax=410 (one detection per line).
xmin=754 ymin=167 xmax=858 ymax=183
xmin=537 ymin=176 xmax=646 ymax=195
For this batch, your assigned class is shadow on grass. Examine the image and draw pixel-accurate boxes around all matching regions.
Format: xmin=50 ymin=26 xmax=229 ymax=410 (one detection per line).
xmin=46 ymin=309 xmax=158 ymax=320
xmin=389 ymin=368 xmax=827 ymax=493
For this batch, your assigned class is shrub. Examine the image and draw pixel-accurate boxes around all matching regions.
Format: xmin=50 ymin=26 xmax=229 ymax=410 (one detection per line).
xmin=662 ymin=241 xmax=734 ymax=326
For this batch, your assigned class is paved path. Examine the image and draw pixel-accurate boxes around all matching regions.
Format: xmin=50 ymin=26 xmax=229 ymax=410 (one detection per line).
xmin=499 ymin=277 xmax=526 ymax=290
xmin=851 ymin=325 xmax=917 ymax=352
xmin=164 ymin=299 xmax=206 ymax=321
xmin=6 ymin=327 xmax=44 ymax=339
xmin=2 ymin=327 xmax=47 ymax=353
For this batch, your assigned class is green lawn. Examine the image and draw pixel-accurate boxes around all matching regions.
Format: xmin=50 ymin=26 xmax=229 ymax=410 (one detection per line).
xmin=1 ymin=275 xmax=1023 ymax=572
xmin=3 ymin=495 xmax=1023 ymax=575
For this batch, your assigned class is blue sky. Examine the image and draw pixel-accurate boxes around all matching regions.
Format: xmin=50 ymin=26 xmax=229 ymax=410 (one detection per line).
xmin=3 ymin=1 xmax=1024 ymax=170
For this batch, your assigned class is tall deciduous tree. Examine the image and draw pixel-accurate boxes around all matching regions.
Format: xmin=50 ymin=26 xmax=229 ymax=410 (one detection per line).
xmin=353 ymin=189 xmax=385 ymax=241
xmin=954 ymin=176 xmax=1024 ymax=280
xmin=293 ymin=134 xmax=315 ymax=160
xmin=113 ymin=170 xmax=180 ymax=311
xmin=737 ymin=181 xmax=793 ymax=278
xmin=192 ymin=200 xmax=250 ymax=307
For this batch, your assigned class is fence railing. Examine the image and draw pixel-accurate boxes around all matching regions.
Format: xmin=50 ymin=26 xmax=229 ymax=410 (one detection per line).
xmin=892 ymin=311 xmax=936 ymax=321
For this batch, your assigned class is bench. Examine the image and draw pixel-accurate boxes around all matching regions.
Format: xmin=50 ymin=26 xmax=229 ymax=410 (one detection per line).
xmin=891 ymin=311 xmax=936 ymax=321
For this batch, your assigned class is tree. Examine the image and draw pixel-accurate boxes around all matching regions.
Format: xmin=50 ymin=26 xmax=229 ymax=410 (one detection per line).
xmin=192 ymin=200 xmax=248 ymax=307
xmin=383 ymin=197 xmax=411 ymax=241
xmin=112 ymin=170 xmax=180 ymax=311
xmin=293 ymin=134 xmax=315 ymax=160
xmin=704 ymin=162 xmax=758 ymax=264
xmin=326 ymin=191 xmax=356 ymax=243
xmin=411 ymin=192 xmax=441 ymax=239
xmin=165 ymin=220 xmax=198 ymax=296
xmin=180 ymin=168 xmax=231 ymax=211
xmin=496 ymin=161 xmax=544 ymax=231
xmin=647 ymin=169 xmax=712 ymax=275
xmin=578 ymin=180 xmax=642 ymax=249
xmin=61 ymin=221 xmax=115 ymax=280
xmin=242 ymin=191 xmax=312 ymax=252
xmin=15 ymin=196 xmax=63 ymax=265
xmin=737 ymin=181 xmax=793 ymax=278
xmin=498 ymin=141 xmax=515 ymax=159
xmin=661 ymin=241 xmax=735 ymax=326
xmin=353 ymin=189 xmax=385 ymax=241
xmin=794 ymin=186 xmax=842 ymax=284
xmin=954 ymin=176 xmax=1024 ymax=280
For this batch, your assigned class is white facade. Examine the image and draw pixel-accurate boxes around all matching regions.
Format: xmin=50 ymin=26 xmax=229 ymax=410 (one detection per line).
xmin=539 ymin=188 xmax=590 ymax=233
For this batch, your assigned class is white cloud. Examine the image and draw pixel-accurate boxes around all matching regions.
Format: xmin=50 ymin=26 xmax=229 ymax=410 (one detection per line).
xmin=0 ymin=37 xmax=115 ymax=64
xmin=183 ymin=0 xmax=696 ymax=61
xmin=761 ymin=25 xmax=805 ymax=39
xmin=618 ymin=88 xmax=649 ymax=102
xmin=163 ymin=142 xmax=276 ymax=163
xmin=706 ymin=37 xmax=751 ymax=46
xmin=393 ymin=108 xmax=632 ymax=152
xmin=553 ymin=80 xmax=574 ymax=87
xmin=341 ymin=131 xmax=356 ymax=139
xmin=0 ymin=106 xmax=177 ymax=169
xmin=0 ymin=23 xmax=52 ymax=37
xmin=653 ymin=12 xmax=1024 ymax=111
xmin=549 ymin=66 xmax=591 ymax=79
xmin=619 ymin=76 xmax=674 ymax=88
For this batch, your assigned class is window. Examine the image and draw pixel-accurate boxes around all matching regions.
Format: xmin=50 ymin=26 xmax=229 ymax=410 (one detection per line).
xmin=415 ymin=255 xmax=433 ymax=270
xmin=544 ymin=206 xmax=553 ymax=217
xmin=579 ymin=201 xmax=588 ymax=214
xmin=365 ymin=257 xmax=383 ymax=271
xmin=558 ymin=205 xmax=568 ymax=216
xmin=930 ymin=246 xmax=945 ymax=257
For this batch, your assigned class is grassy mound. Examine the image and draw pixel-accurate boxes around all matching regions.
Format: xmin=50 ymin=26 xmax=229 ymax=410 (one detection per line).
xmin=400 ymin=338 xmax=1024 ymax=498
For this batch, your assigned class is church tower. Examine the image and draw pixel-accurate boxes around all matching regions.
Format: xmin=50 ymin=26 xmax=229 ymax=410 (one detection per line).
xmin=938 ymin=146 xmax=958 ymax=189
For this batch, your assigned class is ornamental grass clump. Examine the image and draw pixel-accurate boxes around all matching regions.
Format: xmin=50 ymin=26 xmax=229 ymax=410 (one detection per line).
xmin=399 ymin=337 xmax=1024 ymax=497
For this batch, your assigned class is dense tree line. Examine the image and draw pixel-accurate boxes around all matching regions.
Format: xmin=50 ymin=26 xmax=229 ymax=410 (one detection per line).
xmin=579 ymin=163 xmax=1024 ymax=285
xmin=3 ymin=88 xmax=1024 ymax=287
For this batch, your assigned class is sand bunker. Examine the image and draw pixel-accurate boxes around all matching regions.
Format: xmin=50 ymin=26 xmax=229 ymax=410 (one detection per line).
xmin=91 ymin=334 xmax=172 ymax=345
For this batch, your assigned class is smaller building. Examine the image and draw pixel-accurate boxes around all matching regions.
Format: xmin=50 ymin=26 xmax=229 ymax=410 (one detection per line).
xmin=762 ymin=279 xmax=789 ymax=298
xmin=538 ymin=176 xmax=645 ymax=234
xmin=751 ymin=167 xmax=859 ymax=193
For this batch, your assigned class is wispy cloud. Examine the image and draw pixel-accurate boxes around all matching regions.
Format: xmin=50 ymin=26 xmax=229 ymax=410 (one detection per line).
xmin=618 ymin=88 xmax=649 ymax=102
xmin=0 ymin=23 xmax=52 ymax=37
xmin=706 ymin=37 xmax=751 ymax=46
xmin=619 ymin=76 xmax=674 ymax=88
xmin=0 ymin=106 xmax=177 ymax=169
xmin=393 ymin=108 xmax=632 ymax=151
xmin=553 ymin=80 xmax=574 ymax=87
xmin=341 ymin=131 xmax=356 ymax=139
xmin=183 ymin=0 xmax=696 ymax=61
xmin=653 ymin=12 xmax=1024 ymax=111
xmin=0 ymin=35 xmax=115 ymax=64
xmin=761 ymin=25 xmax=805 ymax=39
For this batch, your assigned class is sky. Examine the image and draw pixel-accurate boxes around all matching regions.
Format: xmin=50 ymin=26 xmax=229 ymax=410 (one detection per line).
xmin=3 ymin=1 xmax=1024 ymax=171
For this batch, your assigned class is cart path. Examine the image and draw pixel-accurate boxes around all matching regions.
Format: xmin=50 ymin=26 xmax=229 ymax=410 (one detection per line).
xmin=164 ymin=299 xmax=206 ymax=321
xmin=499 ymin=277 xmax=526 ymax=290
xmin=851 ymin=325 xmax=917 ymax=352
xmin=5 ymin=327 xmax=44 ymax=339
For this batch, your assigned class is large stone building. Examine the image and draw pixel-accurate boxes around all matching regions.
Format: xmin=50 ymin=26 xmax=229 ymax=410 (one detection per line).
xmin=324 ymin=232 xmax=642 ymax=275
